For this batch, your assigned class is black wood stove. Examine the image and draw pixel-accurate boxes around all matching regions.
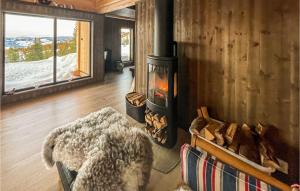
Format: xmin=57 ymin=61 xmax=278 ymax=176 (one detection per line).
xmin=145 ymin=0 xmax=178 ymax=148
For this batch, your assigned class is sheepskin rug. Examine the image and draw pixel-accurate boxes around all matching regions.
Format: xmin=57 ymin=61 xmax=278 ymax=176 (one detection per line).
xmin=42 ymin=107 xmax=153 ymax=191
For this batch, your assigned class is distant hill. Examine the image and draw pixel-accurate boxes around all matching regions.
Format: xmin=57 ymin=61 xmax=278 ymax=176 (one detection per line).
xmin=5 ymin=36 xmax=74 ymax=49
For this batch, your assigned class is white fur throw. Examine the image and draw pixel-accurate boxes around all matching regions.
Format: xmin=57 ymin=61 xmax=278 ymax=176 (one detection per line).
xmin=42 ymin=107 xmax=153 ymax=191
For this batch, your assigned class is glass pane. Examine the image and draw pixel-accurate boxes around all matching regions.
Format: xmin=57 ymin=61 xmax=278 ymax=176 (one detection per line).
xmin=121 ymin=28 xmax=131 ymax=61
xmin=148 ymin=63 xmax=169 ymax=107
xmin=56 ymin=19 xmax=90 ymax=82
xmin=4 ymin=14 xmax=54 ymax=91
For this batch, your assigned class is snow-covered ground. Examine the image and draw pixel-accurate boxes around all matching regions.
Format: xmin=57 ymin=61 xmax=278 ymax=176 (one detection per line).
xmin=5 ymin=53 xmax=77 ymax=91
xmin=121 ymin=44 xmax=130 ymax=61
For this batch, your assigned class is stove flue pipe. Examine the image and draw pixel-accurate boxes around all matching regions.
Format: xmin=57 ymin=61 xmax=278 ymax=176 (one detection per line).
xmin=154 ymin=0 xmax=174 ymax=57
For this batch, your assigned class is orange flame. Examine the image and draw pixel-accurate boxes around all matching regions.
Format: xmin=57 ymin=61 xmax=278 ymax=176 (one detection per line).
xmin=150 ymin=72 xmax=177 ymax=98
xmin=156 ymin=75 xmax=168 ymax=92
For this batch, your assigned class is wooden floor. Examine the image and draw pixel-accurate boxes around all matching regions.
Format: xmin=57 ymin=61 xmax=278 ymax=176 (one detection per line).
xmin=0 ymin=68 xmax=186 ymax=191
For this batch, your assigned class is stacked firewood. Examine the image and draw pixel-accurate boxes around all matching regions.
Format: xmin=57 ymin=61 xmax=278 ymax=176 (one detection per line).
xmin=195 ymin=106 xmax=280 ymax=170
xmin=126 ymin=92 xmax=146 ymax=107
xmin=145 ymin=109 xmax=168 ymax=144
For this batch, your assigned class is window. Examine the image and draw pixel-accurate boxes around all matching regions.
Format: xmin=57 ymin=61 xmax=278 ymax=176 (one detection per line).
xmin=5 ymin=14 xmax=54 ymax=91
xmin=121 ymin=28 xmax=133 ymax=62
xmin=56 ymin=19 xmax=91 ymax=82
xmin=4 ymin=13 xmax=91 ymax=93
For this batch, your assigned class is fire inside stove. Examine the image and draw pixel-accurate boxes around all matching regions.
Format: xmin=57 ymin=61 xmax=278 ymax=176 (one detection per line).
xmin=148 ymin=64 xmax=177 ymax=107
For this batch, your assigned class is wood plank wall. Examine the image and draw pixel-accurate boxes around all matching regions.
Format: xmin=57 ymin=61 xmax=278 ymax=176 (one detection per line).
xmin=135 ymin=0 xmax=154 ymax=93
xmin=135 ymin=0 xmax=299 ymax=183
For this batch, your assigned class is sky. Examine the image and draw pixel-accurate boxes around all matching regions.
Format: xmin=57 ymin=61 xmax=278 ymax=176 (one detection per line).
xmin=5 ymin=14 xmax=77 ymax=38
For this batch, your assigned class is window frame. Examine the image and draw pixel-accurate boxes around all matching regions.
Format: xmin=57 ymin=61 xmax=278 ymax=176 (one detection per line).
xmin=2 ymin=12 xmax=93 ymax=94
xmin=130 ymin=28 xmax=134 ymax=61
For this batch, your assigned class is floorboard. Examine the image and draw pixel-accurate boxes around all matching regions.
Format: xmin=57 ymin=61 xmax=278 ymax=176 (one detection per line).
xmin=0 ymin=68 xmax=188 ymax=191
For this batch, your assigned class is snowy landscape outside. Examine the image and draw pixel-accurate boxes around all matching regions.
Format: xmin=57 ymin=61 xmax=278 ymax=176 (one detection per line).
xmin=5 ymin=54 xmax=77 ymax=90
xmin=4 ymin=14 xmax=82 ymax=92
xmin=121 ymin=44 xmax=130 ymax=61
xmin=121 ymin=28 xmax=131 ymax=61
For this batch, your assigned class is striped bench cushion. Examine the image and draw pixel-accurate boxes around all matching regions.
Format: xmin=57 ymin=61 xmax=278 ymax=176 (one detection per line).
xmin=180 ymin=144 xmax=281 ymax=191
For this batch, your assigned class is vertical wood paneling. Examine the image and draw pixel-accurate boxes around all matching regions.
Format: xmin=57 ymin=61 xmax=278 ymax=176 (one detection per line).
xmin=246 ymin=0 xmax=260 ymax=124
xmin=135 ymin=0 xmax=154 ymax=93
xmin=135 ymin=0 xmax=299 ymax=183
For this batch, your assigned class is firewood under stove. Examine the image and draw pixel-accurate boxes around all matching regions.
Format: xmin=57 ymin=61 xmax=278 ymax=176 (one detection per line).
xmin=145 ymin=109 xmax=168 ymax=144
xmin=145 ymin=109 xmax=167 ymax=129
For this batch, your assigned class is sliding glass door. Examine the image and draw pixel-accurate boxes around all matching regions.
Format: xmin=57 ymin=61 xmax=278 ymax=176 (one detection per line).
xmin=4 ymin=14 xmax=54 ymax=91
xmin=4 ymin=13 xmax=91 ymax=93
xmin=56 ymin=19 xmax=90 ymax=82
